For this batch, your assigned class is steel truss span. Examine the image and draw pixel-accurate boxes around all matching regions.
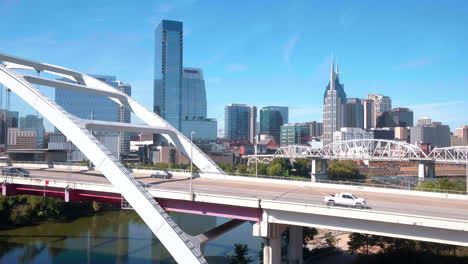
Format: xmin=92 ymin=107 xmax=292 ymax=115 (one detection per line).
xmin=247 ymin=140 xmax=468 ymax=164
xmin=0 ymin=53 xmax=224 ymax=264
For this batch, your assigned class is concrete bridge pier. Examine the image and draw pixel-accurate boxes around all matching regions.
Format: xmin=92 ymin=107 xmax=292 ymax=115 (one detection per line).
xmin=253 ymin=222 xmax=287 ymax=264
xmin=288 ymin=226 xmax=304 ymax=264
xmin=1 ymin=183 xmax=16 ymax=196
xmin=311 ymin=159 xmax=327 ymax=182
xmin=418 ymin=162 xmax=436 ymax=179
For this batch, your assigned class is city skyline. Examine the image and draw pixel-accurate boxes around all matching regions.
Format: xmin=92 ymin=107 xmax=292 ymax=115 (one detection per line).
xmin=0 ymin=0 xmax=467 ymax=132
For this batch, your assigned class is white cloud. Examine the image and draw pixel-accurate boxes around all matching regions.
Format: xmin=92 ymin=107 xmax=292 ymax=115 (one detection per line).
xmin=409 ymin=101 xmax=468 ymax=129
xmin=283 ymin=34 xmax=299 ymax=70
xmin=226 ymin=63 xmax=249 ymax=73
xmin=394 ymin=57 xmax=438 ymax=70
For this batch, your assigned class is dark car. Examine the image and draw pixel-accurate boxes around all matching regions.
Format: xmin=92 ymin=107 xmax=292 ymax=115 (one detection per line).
xmin=2 ymin=167 xmax=30 ymax=177
xmin=150 ymin=171 xmax=172 ymax=179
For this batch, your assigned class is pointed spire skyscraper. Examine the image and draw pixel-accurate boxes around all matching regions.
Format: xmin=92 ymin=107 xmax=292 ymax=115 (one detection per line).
xmin=322 ymin=56 xmax=347 ymax=146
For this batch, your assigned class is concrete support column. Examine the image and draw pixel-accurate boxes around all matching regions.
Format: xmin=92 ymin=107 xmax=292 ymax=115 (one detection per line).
xmin=288 ymin=226 xmax=303 ymax=264
xmin=1 ymin=183 xmax=15 ymax=196
xmin=311 ymin=159 xmax=318 ymax=182
xmin=253 ymin=222 xmax=287 ymax=264
xmin=311 ymin=159 xmax=328 ymax=182
xmin=418 ymin=162 xmax=436 ymax=179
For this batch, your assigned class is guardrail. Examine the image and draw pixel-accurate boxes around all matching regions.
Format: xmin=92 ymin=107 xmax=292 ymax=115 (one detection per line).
xmin=1 ymin=163 xmax=466 ymax=196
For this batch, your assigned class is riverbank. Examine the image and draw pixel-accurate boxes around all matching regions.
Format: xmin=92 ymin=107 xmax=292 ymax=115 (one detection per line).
xmin=0 ymin=195 xmax=118 ymax=229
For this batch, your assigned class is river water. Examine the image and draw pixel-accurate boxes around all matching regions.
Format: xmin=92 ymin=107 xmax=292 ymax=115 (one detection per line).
xmin=0 ymin=211 xmax=262 ymax=264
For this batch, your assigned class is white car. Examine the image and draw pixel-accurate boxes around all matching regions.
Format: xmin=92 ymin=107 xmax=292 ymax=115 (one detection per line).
xmin=150 ymin=171 xmax=172 ymax=179
xmin=323 ymin=192 xmax=367 ymax=209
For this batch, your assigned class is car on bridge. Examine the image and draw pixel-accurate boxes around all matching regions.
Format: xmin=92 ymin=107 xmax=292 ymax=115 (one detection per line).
xmin=151 ymin=171 xmax=172 ymax=179
xmin=2 ymin=167 xmax=30 ymax=177
xmin=323 ymin=192 xmax=367 ymax=209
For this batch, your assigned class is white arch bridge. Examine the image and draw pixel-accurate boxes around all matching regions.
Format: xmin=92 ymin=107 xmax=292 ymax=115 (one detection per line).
xmin=0 ymin=53 xmax=225 ymax=264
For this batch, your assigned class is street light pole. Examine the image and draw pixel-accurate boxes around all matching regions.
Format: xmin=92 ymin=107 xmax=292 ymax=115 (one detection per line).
xmin=190 ymin=131 xmax=195 ymax=195
xmin=255 ymin=143 xmax=258 ymax=177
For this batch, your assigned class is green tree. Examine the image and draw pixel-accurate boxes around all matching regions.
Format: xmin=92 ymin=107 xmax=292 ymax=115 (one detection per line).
xmin=236 ymin=164 xmax=248 ymax=174
xmin=323 ymin=232 xmax=339 ymax=248
xmin=268 ymin=163 xmax=285 ymax=176
xmin=418 ymin=178 xmax=465 ymax=192
xmin=292 ymin=159 xmax=310 ymax=177
xmin=348 ymin=233 xmax=382 ymax=255
xmin=229 ymin=243 xmax=253 ymax=264
xmin=327 ymin=161 xmax=363 ymax=181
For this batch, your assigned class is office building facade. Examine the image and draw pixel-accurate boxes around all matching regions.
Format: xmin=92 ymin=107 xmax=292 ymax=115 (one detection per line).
xmin=455 ymin=125 xmax=468 ymax=144
xmin=345 ymin=98 xmax=364 ymax=128
xmin=280 ymin=123 xmax=310 ymax=146
xmin=333 ymin=127 xmax=373 ymax=142
xmin=224 ymin=104 xmax=250 ymax=142
xmin=55 ymin=74 xmax=131 ymax=156
xmin=260 ymin=106 xmax=289 ymax=144
xmin=363 ymin=99 xmax=375 ymax=129
xmin=249 ymin=106 xmax=257 ymax=144
xmin=410 ymin=120 xmax=450 ymax=147
xmin=323 ymin=58 xmax=347 ymax=145
xmin=8 ymin=128 xmax=36 ymax=149
xmin=180 ymin=67 xmax=217 ymax=141
xmin=390 ymin=107 xmax=413 ymax=127
xmin=306 ymin=121 xmax=323 ymax=138
xmin=154 ymin=20 xmax=183 ymax=130
xmin=19 ymin=115 xmax=45 ymax=148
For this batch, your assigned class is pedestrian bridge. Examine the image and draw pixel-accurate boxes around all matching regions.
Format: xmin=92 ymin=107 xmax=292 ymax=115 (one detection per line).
xmin=246 ymin=140 xmax=468 ymax=164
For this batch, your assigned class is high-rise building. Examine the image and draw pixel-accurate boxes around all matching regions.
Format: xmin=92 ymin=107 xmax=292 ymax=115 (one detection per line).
xmin=410 ymin=120 xmax=450 ymax=147
xmin=7 ymin=111 xmax=18 ymax=128
xmin=181 ymin=68 xmax=207 ymax=120
xmin=8 ymin=128 xmax=36 ymax=149
xmin=345 ymin=98 xmax=364 ymax=128
xmin=224 ymin=104 xmax=250 ymax=142
xmin=55 ymin=74 xmax=132 ymax=155
xmin=280 ymin=123 xmax=311 ymax=146
xmin=455 ymin=125 xmax=468 ymax=144
xmin=390 ymin=108 xmax=413 ymax=127
xmin=306 ymin=121 xmax=323 ymax=138
xmin=367 ymin=94 xmax=391 ymax=128
xmin=154 ymin=19 xmax=183 ymax=130
xmin=180 ymin=68 xmax=217 ymax=141
xmin=260 ymin=106 xmax=288 ymax=144
xmin=249 ymin=106 xmax=257 ymax=144
xmin=376 ymin=111 xmax=395 ymax=128
xmin=417 ymin=117 xmax=432 ymax=126
xmin=20 ymin=115 xmax=45 ymax=148
xmin=363 ymin=99 xmax=374 ymax=130
xmin=333 ymin=127 xmax=374 ymax=142
xmin=394 ymin=127 xmax=410 ymax=142
xmin=323 ymin=58 xmax=346 ymax=145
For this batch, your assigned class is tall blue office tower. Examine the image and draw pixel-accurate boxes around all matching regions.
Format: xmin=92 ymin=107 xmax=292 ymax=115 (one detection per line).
xmin=154 ymin=20 xmax=183 ymax=131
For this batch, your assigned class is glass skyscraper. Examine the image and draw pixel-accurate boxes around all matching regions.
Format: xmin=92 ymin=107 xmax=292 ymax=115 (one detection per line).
xmin=260 ymin=106 xmax=289 ymax=144
xmin=19 ymin=115 xmax=45 ymax=148
xmin=181 ymin=68 xmax=207 ymax=120
xmin=345 ymin=98 xmax=364 ymax=129
xmin=322 ymin=58 xmax=347 ymax=146
xmin=55 ymin=74 xmax=132 ymax=154
xmin=224 ymin=104 xmax=250 ymax=142
xmin=154 ymin=20 xmax=183 ymax=130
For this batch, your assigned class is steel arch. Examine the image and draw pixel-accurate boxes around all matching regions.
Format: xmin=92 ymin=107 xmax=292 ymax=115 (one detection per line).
xmin=0 ymin=53 xmax=224 ymax=263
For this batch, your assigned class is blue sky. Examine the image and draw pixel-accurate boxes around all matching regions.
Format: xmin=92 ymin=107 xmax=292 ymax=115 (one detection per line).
xmin=1 ymin=0 xmax=467 ymax=132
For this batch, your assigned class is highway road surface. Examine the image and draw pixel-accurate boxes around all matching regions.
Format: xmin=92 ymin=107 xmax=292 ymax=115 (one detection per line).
xmin=8 ymin=167 xmax=468 ymax=222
